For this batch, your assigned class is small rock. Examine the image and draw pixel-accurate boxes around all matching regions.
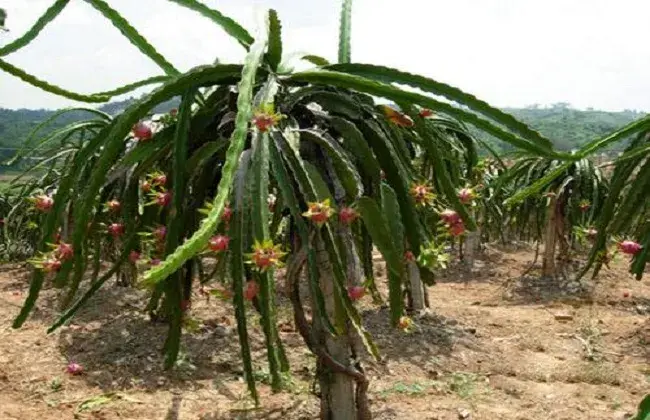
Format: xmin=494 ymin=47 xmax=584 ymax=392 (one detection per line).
xmin=458 ymin=408 xmax=471 ymax=419
xmin=554 ymin=312 xmax=573 ymax=321
xmin=214 ymin=326 xmax=233 ymax=337
xmin=471 ymin=301 xmax=481 ymax=306
xmin=465 ymin=327 xmax=477 ymax=335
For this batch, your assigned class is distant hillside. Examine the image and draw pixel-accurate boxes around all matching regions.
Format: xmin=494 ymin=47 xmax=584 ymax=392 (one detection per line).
xmin=503 ymin=103 xmax=643 ymax=152
xmin=0 ymin=100 xmax=645 ymax=168
xmin=0 ymin=97 xmax=178 ymax=166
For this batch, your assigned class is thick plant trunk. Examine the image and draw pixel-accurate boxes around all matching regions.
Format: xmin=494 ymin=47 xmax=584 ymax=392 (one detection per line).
xmin=542 ymin=196 xmax=558 ymax=277
xmin=303 ymin=157 xmax=369 ymax=419
xmin=555 ymin=205 xmax=570 ymax=277
xmin=463 ymin=229 xmax=480 ymax=268
xmin=313 ymin=237 xmax=369 ymax=420
xmin=407 ymin=259 xmax=426 ymax=312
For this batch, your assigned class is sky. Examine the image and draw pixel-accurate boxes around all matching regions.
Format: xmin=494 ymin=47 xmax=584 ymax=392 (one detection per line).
xmin=0 ymin=0 xmax=649 ymax=111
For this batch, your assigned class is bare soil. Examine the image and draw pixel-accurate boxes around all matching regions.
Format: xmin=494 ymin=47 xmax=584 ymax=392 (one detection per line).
xmin=0 ymin=246 xmax=648 ymax=420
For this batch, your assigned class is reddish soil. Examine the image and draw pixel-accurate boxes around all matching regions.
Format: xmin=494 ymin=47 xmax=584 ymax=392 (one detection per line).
xmin=0 ymin=246 xmax=648 ymax=419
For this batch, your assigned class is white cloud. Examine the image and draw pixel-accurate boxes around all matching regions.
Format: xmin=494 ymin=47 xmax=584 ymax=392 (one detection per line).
xmin=1 ymin=0 xmax=649 ymax=111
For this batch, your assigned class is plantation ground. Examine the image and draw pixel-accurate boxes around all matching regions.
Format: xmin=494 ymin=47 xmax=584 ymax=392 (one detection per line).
xmin=0 ymin=246 xmax=648 ymax=420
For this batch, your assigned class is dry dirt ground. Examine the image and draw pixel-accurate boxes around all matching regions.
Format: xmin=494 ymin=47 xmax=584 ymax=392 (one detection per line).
xmin=0 ymin=245 xmax=649 ymax=420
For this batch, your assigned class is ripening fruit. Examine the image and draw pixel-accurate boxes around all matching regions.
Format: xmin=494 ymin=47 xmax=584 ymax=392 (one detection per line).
xmin=42 ymin=258 xmax=62 ymax=273
xmin=303 ymin=199 xmax=335 ymax=226
xmin=252 ymin=252 xmax=272 ymax=270
xmin=155 ymin=191 xmax=172 ymax=207
xmin=151 ymin=226 xmax=166 ymax=243
xmin=247 ymin=240 xmax=286 ymax=272
xmin=222 ymin=205 xmax=233 ymax=223
xmin=404 ymin=251 xmax=415 ymax=262
xmin=107 ymin=223 xmax=125 ymax=238
xmin=419 ymin=108 xmax=434 ymax=118
xmin=129 ymin=250 xmax=140 ymax=264
xmin=251 ymin=106 xmax=282 ymax=132
xmin=34 ymin=195 xmax=54 ymax=212
xmin=618 ymin=240 xmax=642 ymax=255
xmin=339 ymin=207 xmax=358 ymax=224
xmin=141 ymin=180 xmax=152 ymax=193
xmin=66 ymin=362 xmax=83 ymax=375
xmin=439 ymin=209 xmax=460 ymax=226
xmin=458 ymin=188 xmax=476 ymax=204
xmin=106 ymin=199 xmax=121 ymax=213
xmin=382 ymin=105 xmax=414 ymax=127
xmin=398 ymin=316 xmax=413 ymax=331
xmin=347 ymin=285 xmax=365 ymax=301
xmin=244 ymin=281 xmax=259 ymax=301
xmin=208 ymin=235 xmax=230 ymax=252
xmin=410 ymin=183 xmax=434 ymax=206
xmin=252 ymin=114 xmax=276 ymax=132
xmin=153 ymin=174 xmax=167 ymax=187
xmin=55 ymin=242 xmax=73 ymax=261
xmin=449 ymin=221 xmax=465 ymax=237
xmin=132 ymin=121 xmax=152 ymax=141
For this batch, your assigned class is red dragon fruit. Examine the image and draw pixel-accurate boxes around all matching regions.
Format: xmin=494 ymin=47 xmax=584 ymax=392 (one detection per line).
xmin=66 ymin=362 xmax=83 ymax=376
xmin=132 ymin=122 xmax=152 ymax=141
xmin=54 ymin=242 xmax=73 ymax=261
xmin=34 ymin=195 xmax=54 ymax=212
xmin=244 ymin=281 xmax=259 ymax=301
xmin=129 ymin=250 xmax=141 ymax=264
xmin=439 ymin=209 xmax=460 ymax=226
xmin=107 ymin=223 xmax=125 ymax=238
xmin=458 ymin=188 xmax=476 ymax=204
xmin=208 ymin=235 xmax=230 ymax=252
xmin=339 ymin=207 xmax=358 ymax=224
xmin=618 ymin=240 xmax=642 ymax=256
xmin=155 ymin=191 xmax=172 ymax=207
xmin=347 ymin=286 xmax=365 ymax=301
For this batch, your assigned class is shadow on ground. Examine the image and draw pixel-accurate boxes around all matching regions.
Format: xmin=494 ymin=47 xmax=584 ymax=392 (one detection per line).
xmin=51 ymin=280 xmax=263 ymax=395
xmin=361 ymin=306 xmax=468 ymax=368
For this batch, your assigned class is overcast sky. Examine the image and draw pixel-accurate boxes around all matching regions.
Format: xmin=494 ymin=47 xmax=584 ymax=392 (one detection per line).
xmin=1 ymin=0 xmax=649 ymax=111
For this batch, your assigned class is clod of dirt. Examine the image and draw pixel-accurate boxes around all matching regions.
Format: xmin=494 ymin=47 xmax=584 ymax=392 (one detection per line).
xmin=458 ymin=408 xmax=471 ymax=419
